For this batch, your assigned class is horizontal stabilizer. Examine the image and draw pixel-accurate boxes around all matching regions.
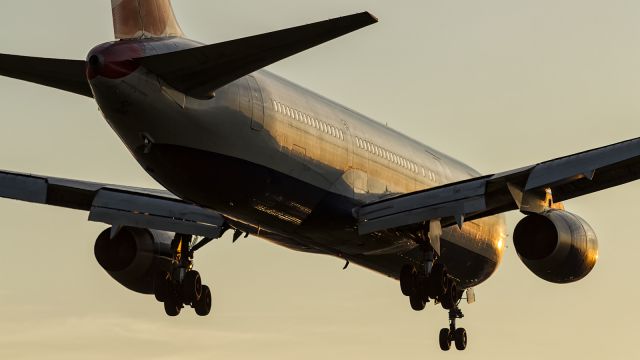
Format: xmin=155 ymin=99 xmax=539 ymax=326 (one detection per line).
xmin=139 ymin=12 xmax=378 ymax=99
xmin=0 ymin=54 xmax=92 ymax=98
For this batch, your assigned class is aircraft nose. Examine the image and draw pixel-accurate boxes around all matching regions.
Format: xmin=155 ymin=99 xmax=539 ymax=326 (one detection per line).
xmin=86 ymin=42 xmax=143 ymax=80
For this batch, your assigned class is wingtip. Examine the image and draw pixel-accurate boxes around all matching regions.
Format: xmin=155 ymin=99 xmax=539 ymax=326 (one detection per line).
xmin=365 ymin=11 xmax=379 ymax=23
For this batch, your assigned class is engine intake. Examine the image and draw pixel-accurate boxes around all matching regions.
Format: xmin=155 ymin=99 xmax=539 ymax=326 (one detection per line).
xmin=94 ymin=227 xmax=173 ymax=294
xmin=513 ymin=210 xmax=598 ymax=284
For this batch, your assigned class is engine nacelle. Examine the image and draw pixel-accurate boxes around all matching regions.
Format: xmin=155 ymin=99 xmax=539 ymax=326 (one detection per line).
xmin=94 ymin=227 xmax=174 ymax=294
xmin=513 ymin=209 xmax=598 ymax=284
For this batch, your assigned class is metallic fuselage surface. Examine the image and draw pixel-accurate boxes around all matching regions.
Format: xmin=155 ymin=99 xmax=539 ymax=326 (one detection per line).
xmin=88 ymin=38 xmax=506 ymax=288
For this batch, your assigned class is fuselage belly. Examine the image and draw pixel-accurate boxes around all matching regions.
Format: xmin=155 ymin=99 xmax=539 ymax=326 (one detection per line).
xmin=89 ymin=38 xmax=506 ymax=288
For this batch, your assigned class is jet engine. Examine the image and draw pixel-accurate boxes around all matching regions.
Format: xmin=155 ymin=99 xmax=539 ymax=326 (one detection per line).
xmin=94 ymin=226 xmax=174 ymax=294
xmin=513 ymin=209 xmax=598 ymax=284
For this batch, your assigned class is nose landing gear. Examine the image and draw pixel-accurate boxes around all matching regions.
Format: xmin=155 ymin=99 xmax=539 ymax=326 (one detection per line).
xmin=439 ymin=308 xmax=467 ymax=351
xmin=154 ymin=233 xmax=215 ymax=317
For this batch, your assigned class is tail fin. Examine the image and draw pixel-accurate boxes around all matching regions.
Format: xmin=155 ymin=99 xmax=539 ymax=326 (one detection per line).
xmin=111 ymin=0 xmax=184 ymax=39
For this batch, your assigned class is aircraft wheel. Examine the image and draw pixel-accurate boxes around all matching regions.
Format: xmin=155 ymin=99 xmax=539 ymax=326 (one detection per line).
xmin=194 ymin=285 xmax=212 ymax=316
xmin=182 ymin=270 xmax=202 ymax=305
xmin=441 ymin=281 xmax=457 ymax=310
xmin=428 ymin=263 xmax=447 ymax=298
xmin=164 ymin=298 xmax=181 ymax=317
xmin=154 ymin=272 xmax=171 ymax=303
xmin=409 ymin=294 xmax=426 ymax=311
xmin=454 ymin=328 xmax=467 ymax=351
xmin=439 ymin=328 xmax=452 ymax=351
xmin=400 ymin=265 xmax=415 ymax=296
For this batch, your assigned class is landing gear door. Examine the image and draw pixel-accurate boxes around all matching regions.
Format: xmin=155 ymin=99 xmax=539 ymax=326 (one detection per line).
xmin=247 ymin=76 xmax=264 ymax=131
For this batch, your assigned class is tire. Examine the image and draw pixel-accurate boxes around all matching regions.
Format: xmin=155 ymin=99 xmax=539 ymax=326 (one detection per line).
xmin=194 ymin=285 xmax=212 ymax=316
xmin=164 ymin=298 xmax=181 ymax=317
xmin=154 ymin=272 xmax=170 ymax=303
xmin=454 ymin=328 xmax=467 ymax=351
xmin=409 ymin=294 xmax=426 ymax=311
xmin=181 ymin=270 xmax=202 ymax=305
xmin=439 ymin=328 xmax=451 ymax=351
xmin=440 ymin=281 xmax=457 ymax=310
xmin=400 ymin=265 xmax=415 ymax=296
xmin=428 ymin=263 xmax=447 ymax=298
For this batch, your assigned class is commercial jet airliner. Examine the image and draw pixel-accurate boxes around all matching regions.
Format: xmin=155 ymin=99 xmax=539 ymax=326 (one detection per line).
xmin=0 ymin=0 xmax=637 ymax=351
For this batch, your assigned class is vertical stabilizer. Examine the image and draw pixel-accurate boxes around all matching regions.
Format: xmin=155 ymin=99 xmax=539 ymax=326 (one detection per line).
xmin=112 ymin=0 xmax=184 ymax=39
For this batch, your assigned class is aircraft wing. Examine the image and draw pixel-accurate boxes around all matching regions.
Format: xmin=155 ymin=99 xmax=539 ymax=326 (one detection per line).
xmin=358 ymin=137 xmax=640 ymax=235
xmin=0 ymin=170 xmax=226 ymax=238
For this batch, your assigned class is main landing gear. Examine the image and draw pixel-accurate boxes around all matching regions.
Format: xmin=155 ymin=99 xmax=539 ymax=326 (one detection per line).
xmin=400 ymin=258 xmax=467 ymax=351
xmin=154 ymin=233 xmax=214 ymax=317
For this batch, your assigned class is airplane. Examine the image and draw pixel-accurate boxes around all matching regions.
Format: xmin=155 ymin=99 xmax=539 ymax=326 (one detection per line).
xmin=0 ymin=0 xmax=637 ymax=352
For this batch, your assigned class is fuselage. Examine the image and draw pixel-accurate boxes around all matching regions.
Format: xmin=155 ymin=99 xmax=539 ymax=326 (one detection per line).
xmin=87 ymin=37 xmax=506 ymax=288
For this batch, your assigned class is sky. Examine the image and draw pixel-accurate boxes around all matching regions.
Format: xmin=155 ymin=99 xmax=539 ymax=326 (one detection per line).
xmin=1 ymin=0 xmax=640 ymax=359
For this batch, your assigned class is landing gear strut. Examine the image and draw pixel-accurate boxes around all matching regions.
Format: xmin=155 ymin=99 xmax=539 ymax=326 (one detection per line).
xmin=154 ymin=233 xmax=214 ymax=317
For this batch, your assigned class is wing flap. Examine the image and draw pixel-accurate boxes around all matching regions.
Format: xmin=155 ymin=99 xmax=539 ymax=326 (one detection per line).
xmin=0 ymin=54 xmax=92 ymax=97
xmin=138 ymin=12 xmax=377 ymax=99
xmin=358 ymin=177 xmax=490 ymax=235
xmin=89 ymin=189 xmax=224 ymax=238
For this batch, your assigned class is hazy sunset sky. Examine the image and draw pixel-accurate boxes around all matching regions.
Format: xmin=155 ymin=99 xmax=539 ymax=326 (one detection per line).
xmin=1 ymin=1 xmax=640 ymax=359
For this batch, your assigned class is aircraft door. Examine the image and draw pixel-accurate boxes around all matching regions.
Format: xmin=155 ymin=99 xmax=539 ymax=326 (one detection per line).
xmin=348 ymin=130 xmax=369 ymax=201
xmin=247 ymin=76 xmax=264 ymax=131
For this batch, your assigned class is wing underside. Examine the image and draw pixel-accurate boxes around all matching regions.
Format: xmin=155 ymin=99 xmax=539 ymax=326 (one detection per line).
xmin=0 ymin=170 xmax=225 ymax=238
xmin=358 ymin=137 xmax=640 ymax=235
xmin=0 ymin=54 xmax=92 ymax=97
